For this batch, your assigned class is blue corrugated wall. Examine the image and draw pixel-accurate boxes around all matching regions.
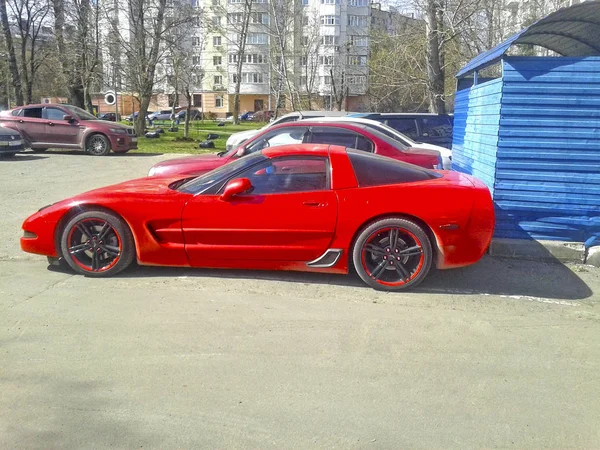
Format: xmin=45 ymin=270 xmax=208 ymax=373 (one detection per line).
xmin=453 ymin=56 xmax=600 ymax=245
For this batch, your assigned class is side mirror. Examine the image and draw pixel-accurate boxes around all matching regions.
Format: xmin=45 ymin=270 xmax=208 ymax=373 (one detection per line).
xmin=220 ymin=178 xmax=252 ymax=201
xmin=63 ymin=115 xmax=74 ymax=122
xmin=235 ymin=147 xmax=246 ymax=158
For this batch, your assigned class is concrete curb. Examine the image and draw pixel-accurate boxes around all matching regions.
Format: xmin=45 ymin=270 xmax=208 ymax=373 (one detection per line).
xmin=489 ymin=238 xmax=588 ymax=264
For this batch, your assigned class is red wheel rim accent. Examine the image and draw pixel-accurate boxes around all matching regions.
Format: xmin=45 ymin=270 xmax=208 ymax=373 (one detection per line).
xmin=67 ymin=218 xmax=122 ymax=273
xmin=361 ymin=226 xmax=425 ymax=287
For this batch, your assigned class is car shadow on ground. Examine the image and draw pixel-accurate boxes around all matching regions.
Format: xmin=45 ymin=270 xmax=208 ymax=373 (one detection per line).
xmin=38 ymin=150 xmax=163 ymax=157
xmin=48 ymin=255 xmax=594 ymax=301
xmin=1 ymin=154 xmax=48 ymax=162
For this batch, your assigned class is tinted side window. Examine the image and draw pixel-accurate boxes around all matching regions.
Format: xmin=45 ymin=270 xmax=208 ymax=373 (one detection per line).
xmin=11 ymin=109 xmax=22 ymax=116
xmin=22 ymin=108 xmax=43 ymax=119
xmin=44 ymin=107 xmax=66 ymax=120
xmin=310 ymin=130 xmax=358 ymax=148
xmin=421 ymin=117 xmax=453 ymax=138
xmin=385 ymin=118 xmax=418 ymax=139
xmin=230 ymin=156 xmax=329 ymax=194
xmin=347 ymin=149 xmax=438 ymax=187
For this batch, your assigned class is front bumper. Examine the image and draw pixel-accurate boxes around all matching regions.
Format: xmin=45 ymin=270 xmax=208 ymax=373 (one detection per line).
xmin=109 ymin=134 xmax=138 ymax=152
xmin=0 ymin=138 xmax=25 ymax=153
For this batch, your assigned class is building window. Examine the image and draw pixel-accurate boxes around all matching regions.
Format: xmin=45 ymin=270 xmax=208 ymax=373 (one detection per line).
xmin=215 ymin=96 xmax=224 ymax=107
xmin=192 ymin=56 xmax=201 ymax=64
xmin=300 ymin=75 xmax=307 ymax=86
xmin=347 ymin=75 xmax=366 ymax=84
xmin=320 ymin=55 xmax=334 ymax=65
xmin=233 ymin=72 xmax=265 ymax=83
xmin=302 ymin=35 xmax=309 ymax=46
xmin=252 ymin=12 xmax=269 ymax=24
xmin=194 ymin=16 xmax=201 ymax=27
xmin=322 ymin=35 xmax=338 ymax=45
xmin=192 ymin=36 xmax=201 ymax=46
xmin=246 ymin=33 xmax=268 ymax=44
xmin=193 ymin=94 xmax=202 ymax=106
xmin=347 ymin=55 xmax=367 ymax=66
xmin=320 ymin=0 xmax=339 ymax=3
xmin=320 ymin=15 xmax=339 ymax=25
xmin=212 ymin=0 xmax=219 ymax=4
xmin=350 ymin=35 xmax=368 ymax=46
xmin=322 ymin=76 xmax=331 ymax=85
xmin=299 ymin=55 xmax=307 ymax=66
xmin=214 ymin=75 xmax=223 ymax=85
xmin=213 ymin=36 xmax=222 ymax=46
xmin=212 ymin=16 xmax=221 ymax=26
xmin=228 ymin=12 xmax=242 ymax=23
xmin=348 ymin=0 xmax=367 ymax=5
xmin=302 ymin=0 xmax=308 ymax=5
xmin=213 ymin=56 xmax=222 ymax=65
xmin=348 ymin=15 xmax=368 ymax=26
xmin=228 ymin=54 xmax=238 ymax=63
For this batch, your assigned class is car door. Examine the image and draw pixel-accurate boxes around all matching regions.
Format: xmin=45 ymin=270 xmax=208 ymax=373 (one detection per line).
xmin=43 ymin=106 xmax=80 ymax=145
xmin=15 ymin=107 xmax=46 ymax=144
xmin=181 ymin=155 xmax=337 ymax=266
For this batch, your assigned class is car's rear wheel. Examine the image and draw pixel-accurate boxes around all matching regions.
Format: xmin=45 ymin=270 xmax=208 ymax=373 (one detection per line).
xmin=60 ymin=210 xmax=135 ymax=277
xmin=352 ymin=218 xmax=432 ymax=291
xmin=85 ymin=134 xmax=111 ymax=156
xmin=32 ymin=148 xmax=47 ymax=153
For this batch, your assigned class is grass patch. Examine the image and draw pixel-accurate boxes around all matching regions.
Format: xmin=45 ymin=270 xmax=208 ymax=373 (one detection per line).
xmin=131 ymin=120 xmax=264 ymax=155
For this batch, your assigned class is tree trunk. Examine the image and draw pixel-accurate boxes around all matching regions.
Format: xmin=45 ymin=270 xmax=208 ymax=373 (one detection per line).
xmin=425 ymin=0 xmax=446 ymax=114
xmin=232 ymin=0 xmax=252 ymax=125
xmin=0 ymin=0 xmax=23 ymax=105
xmin=184 ymin=88 xmax=191 ymax=139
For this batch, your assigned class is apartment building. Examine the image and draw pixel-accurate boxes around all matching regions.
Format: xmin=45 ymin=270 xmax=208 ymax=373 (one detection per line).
xmin=100 ymin=0 xmax=415 ymax=116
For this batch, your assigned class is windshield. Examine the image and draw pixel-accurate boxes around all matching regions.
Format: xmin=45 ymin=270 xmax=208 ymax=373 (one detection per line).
xmin=63 ymin=105 xmax=98 ymax=121
xmin=178 ymin=152 xmax=266 ymax=194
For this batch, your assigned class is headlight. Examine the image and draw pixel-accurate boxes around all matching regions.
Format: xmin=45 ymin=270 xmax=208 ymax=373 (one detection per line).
xmin=109 ymin=128 xmax=127 ymax=135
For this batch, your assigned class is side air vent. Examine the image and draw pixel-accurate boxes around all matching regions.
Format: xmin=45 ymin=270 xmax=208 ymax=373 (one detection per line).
xmin=306 ymin=249 xmax=343 ymax=268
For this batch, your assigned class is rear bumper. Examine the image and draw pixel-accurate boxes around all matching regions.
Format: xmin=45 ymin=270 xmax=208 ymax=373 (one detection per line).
xmin=0 ymin=140 xmax=25 ymax=153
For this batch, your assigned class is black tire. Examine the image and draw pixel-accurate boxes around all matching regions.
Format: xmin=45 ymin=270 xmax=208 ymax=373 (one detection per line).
xmin=0 ymin=152 xmax=16 ymax=158
xmin=352 ymin=217 xmax=433 ymax=291
xmin=85 ymin=134 xmax=111 ymax=156
xmin=32 ymin=148 xmax=48 ymax=153
xmin=113 ymin=150 xmax=130 ymax=155
xmin=60 ymin=209 xmax=135 ymax=277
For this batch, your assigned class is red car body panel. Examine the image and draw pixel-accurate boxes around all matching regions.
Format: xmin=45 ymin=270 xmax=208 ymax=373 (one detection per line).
xmin=149 ymin=122 xmax=441 ymax=177
xmin=21 ymin=145 xmax=494 ymax=277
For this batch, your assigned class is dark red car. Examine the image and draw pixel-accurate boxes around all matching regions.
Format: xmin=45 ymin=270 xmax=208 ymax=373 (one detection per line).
xmin=148 ymin=121 xmax=442 ymax=177
xmin=20 ymin=144 xmax=494 ymax=291
xmin=0 ymin=103 xmax=137 ymax=156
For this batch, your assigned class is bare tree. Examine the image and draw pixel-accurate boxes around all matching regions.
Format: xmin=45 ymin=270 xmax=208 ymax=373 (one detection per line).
xmin=0 ymin=0 xmax=23 ymax=105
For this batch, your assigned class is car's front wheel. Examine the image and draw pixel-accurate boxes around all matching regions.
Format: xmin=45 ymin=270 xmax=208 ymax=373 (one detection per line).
xmin=85 ymin=134 xmax=111 ymax=156
xmin=60 ymin=209 xmax=135 ymax=277
xmin=352 ymin=218 xmax=433 ymax=291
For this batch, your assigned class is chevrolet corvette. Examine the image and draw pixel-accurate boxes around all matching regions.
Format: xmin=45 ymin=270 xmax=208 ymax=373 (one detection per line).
xmin=20 ymin=144 xmax=494 ymax=291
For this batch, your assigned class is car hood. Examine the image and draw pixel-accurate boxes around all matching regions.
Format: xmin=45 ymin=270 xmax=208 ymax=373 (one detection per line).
xmin=225 ymin=128 xmax=263 ymax=146
xmin=0 ymin=126 xmax=21 ymax=137
xmin=73 ymin=175 xmax=192 ymax=199
xmin=149 ymin=153 xmax=227 ymax=176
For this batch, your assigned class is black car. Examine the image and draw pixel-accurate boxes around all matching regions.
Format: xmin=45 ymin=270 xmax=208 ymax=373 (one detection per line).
xmin=0 ymin=126 xmax=25 ymax=158
xmin=98 ymin=112 xmax=121 ymax=122
xmin=348 ymin=113 xmax=454 ymax=148
xmin=175 ymin=109 xmax=202 ymax=121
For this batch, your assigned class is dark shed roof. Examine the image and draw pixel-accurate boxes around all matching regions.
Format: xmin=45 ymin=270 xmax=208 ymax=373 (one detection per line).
xmin=457 ymin=1 xmax=600 ymax=77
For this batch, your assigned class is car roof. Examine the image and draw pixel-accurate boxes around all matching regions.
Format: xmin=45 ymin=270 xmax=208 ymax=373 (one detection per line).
xmin=350 ymin=112 xmax=450 ymax=117
xmin=12 ymin=103 xmax=68 ymax=108
xmin=279 ymin=111 xmax=351 ymax=119
xmin=269 ymin=120 xmax=368 ymax=131
xmin=262 ymin=143 xmax=345 ymax=158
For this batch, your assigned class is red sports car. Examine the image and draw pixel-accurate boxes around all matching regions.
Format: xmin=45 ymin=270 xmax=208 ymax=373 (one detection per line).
xmin=21 ymin=144 xmax=494 ymax=291
xmin=148 ymin=121 xmax=442 ymax=177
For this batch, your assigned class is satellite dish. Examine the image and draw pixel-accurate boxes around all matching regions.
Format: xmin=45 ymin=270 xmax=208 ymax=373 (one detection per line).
xmin=104 ymin=91 xmax=116 ymax=105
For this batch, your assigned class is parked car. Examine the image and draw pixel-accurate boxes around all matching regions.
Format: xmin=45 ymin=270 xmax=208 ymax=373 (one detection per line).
xmin=125 ymin=111 xmax=153 ymax=122
xmin=148 ymin=109 xmax=184 ymax=122
xmin=307 ymin=117 xmax=452 ymax=169
xmin=0 ymin=126 xmax=25 ymax=158
xmin=252 ymin=110 xmax=274 ymax=122
xmin=98 ymin=112 xmax=121 ymax=122
xmin=175 ymin=109 xmax=202 ymax=121
xmin=225 ymin=110 xmax=351 ymax=151
xmin=240 ymin=111 xmax=254 ymax=121
xmin=20 ymin=144 xmax=494 ymax=290
xmin=0 ymin=104 xmax=137 ymax=156
xmin=149 ymin=121 xmax=442 ymax=177
xmin=349 ymin=113 xmax=454 ymax=148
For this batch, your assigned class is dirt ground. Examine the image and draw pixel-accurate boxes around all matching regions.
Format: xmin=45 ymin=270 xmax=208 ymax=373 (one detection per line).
xmin=1 ymin=150 xmax=599 ymax=449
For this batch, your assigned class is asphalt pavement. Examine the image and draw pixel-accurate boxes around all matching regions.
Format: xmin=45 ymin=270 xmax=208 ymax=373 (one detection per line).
xmin=1 ymin=150 xmax=599 ymax=449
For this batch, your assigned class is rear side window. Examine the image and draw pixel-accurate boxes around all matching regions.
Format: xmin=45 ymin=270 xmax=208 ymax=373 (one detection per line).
xmin=347 ymin=149 xmax=439 ymax=187
xmin=11 ymin=109 xmax=22 ymax=116
xmin=385 ymin=118 xmax=418 ymax=139
xmin=22 ymin=108 xmax=43 ymax=119
xmin=421 ymin=116 xmax=453 ymax=138
xmin=310 ymin=129 xmax=373 ymax=152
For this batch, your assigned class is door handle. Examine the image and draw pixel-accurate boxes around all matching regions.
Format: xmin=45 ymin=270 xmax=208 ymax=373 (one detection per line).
xmin=18 ymin=120 xmax=23 ymax=123
xmin=303 ymin=201 xmax=327 ymax=207
xmin=48 ymin=122 xmax=54 ymax=126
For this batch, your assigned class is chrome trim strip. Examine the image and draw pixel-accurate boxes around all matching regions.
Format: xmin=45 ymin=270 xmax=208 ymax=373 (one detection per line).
xmin=306 ymin=248 xmax=343 ymax=268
